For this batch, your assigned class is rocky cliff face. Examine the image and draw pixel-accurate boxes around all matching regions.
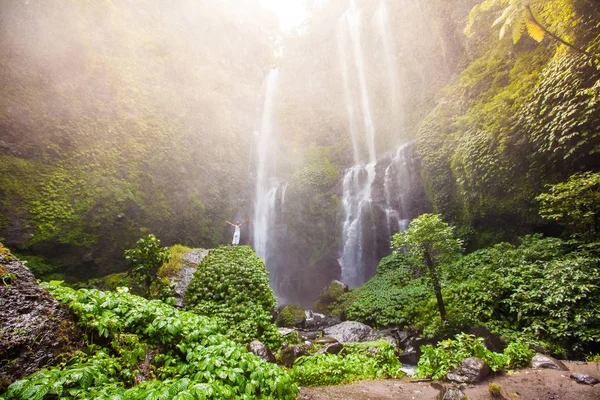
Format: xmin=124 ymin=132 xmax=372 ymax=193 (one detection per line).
xmin=0 ymin=247 xmax=83 ymax=390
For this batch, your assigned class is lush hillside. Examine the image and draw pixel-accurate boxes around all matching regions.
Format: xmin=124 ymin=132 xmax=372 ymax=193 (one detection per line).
xmin=0 ymin=0 xmax=275 ymax=280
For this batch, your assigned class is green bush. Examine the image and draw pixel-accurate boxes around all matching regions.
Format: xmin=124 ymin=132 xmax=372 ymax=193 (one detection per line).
xmin=124 ymin=234 xmax=170 ymax=298
xmin=184 ymin=246 xmax=282 ymax=349
xmin=290 ymin=340 xmax=403 ymax=386
xmin=417 ymin=333 xmax=535 ymax=380
xmin=2 ymin=282 xmax=298 ymax=400
xmin=313 ymin=281 xmax=348 ymax=315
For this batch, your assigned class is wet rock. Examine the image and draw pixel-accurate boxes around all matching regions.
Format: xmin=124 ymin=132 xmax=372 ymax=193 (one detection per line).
xmin=173 ymin=249 xmax=209 ymax=307
xmin=447 ymin=357 xmax=490 ymax=383
xmin=278 ymin=327 xmax=295 ymax=336
xmin=0 ymin=251 xmax=83 ymax=391
xmin=312 ymin=336 xmax=338 ymax=345
xmin=399 ymin=350 xmax=419 ymax=365
xmin=530 ymin=353 xmax=568 ymax=371
xmin=246 ymin=341 xmax=275 ymax=363
xmin=303 ymin=310 xmax=340 ymax=330
xmin=316 ymin=342 xmax=344 ymax=355
xmin=323 ymin=321 xmax=379 ymax=343
xmin=281 ymin=345 xmax=308 ymax=367
xmin=569 ymin=373 xmax=599 ymax=385
xmin=300 ymin=331 xmax=321 ymax=341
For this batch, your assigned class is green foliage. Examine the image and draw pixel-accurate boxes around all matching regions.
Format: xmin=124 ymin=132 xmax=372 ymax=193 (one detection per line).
xmin=184 ymin=246 xmax=282 ymax=349
xmin=125 ymin=234 xmax=170 ymax=298
xmin=2 ymin=282 xmax=298 ymax=400
xmin=276 ymin=305 xmax=305 ymax=327
xmin=392 ymin=214 xmax=463 ymax=321
xmin=536 ymin=171 xmax=600 ymax=240
xmin=392 ymin=214 xmax=463 ymax=268
xmin=289 ymin=340 xmax=404 ymax=387
xmin=417 ymin=333 xmax=535 ymax=379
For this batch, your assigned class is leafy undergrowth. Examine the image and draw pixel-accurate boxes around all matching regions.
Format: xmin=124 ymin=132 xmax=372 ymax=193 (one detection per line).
xmin=343 ymin=235 xmax=600 ymax=357
xmin=184 ymin=246 xmax=282 ymax=349
xmin=290 ymin=340 xmax=404 ymax=387
xmin=1 ymin=282 xmax=298 ymax=400
xmin=417 ymin=333 xmax=536 ymax=380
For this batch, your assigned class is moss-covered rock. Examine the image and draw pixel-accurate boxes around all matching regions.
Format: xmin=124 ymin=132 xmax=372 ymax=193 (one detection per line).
xmin=276 ymin=305 xmax=306 ymax=327
xmin=0 ymin=245 xmax=83 ymax=391
xmin=313 ymin=280 xmax=349 ymax=316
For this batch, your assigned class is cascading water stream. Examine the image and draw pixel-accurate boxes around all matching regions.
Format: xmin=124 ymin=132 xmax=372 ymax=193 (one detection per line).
xmin=383 ymin=144 xmax=413 ymax=238
xmin=374 ymin=1 xmax=401 ymax=125
xmin=253 ymin=70 xmax=279 ymax=263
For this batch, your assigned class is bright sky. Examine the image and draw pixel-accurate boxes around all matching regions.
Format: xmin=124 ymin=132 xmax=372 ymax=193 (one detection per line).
xmin=260 ymin=0 xmax=308 ymax=32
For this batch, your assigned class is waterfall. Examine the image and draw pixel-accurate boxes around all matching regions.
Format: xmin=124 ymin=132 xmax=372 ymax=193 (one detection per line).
xmin=253 ymin=70 xmax=279 ymax=262
xmin=374 ymin=1 xmax=402 ymax=125
xmin=383 ymin=143 xmax=413 ymax=239
xmin=345 ymin=0 xmax=376 ymax=163
xmin=338 ymin=162 xmax=376 ymax=288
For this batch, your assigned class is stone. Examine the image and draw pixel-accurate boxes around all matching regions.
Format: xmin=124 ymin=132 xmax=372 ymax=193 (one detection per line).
xmin=432 ymin=382 xmax=466 ymax=400
xmin=331 ymin=280 xmax=349 ymax=293
xmin=323 ymin=321 xmax=379 ymax=343
xmin=246 ymin=341 xmax=275 ymax=363
xmin=530 ymin=353 xmax=568 ymax=371
xmin=281 ymin=345 xmax=308 ymax=368
xmin=172 ymin=249 xmax=209 ymax=307
xmin=278 ymin=327 xmax=295 ymax=336
xmin=300 ymin=331 xmax=321 ymax=341
xmin=447 ymin=357 xmax=490 ymax=383
xmin=312 ymin=336 xmax=338 ymax=345
xmin=316 ymin=342 xmax=344 ymax=355
xmin=0 ymin=251 xmax=83 ymax=391
xmin=399 ymin=350 xmax=419 ymax=365
xmin=569 ymin=373 xmax=599 ymax=385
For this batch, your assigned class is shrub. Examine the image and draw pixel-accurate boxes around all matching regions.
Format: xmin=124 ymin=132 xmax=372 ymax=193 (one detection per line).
xmin=417 ymin=333 xmax=535 ymax=380
xmin=290 ymin=340 xmax=403 ymax=386
xmin=124 ymin=234 xmax=170 ymax=298
xmin=184 ymin=246 xmax=282 ymax=348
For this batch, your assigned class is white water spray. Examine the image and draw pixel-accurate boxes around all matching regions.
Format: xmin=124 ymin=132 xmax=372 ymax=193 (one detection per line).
xmin=253 ymin=70 xmax=279 ymax=262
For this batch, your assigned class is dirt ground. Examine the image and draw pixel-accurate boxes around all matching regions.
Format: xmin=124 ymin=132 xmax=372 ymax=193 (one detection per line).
xmin=298 ymin=362 xmax=600 ymax=400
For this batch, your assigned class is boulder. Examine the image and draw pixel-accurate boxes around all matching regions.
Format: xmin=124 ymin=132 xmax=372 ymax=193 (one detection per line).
xmin=323 ymin=321 xmax=379 ymax=343
xmin=447 ymin=357 xmax=490 ymax=383
xmin=530 ymin=353 xmax=568 ymax=371
xmin=432 ymin=383 xmax=466 ymax=400
xmin=281 ymin=345 xmax=308 ymax=368
xmin=569 ymin=373 xmax=599 ymax=385
xmin=300 ymin=330 xmax=321 ymax=341
xmin=0 ymin=250 xmax=83 ymax=391
xmin=316 ymin=342 xmax=344 ymax=355
xmin=172 ymin=249 xmax=209 ymax=307
xmin=246 ymin=341 xmax=275 ymax=363
xmin=303 ymin=310 xmax=340 ymax=330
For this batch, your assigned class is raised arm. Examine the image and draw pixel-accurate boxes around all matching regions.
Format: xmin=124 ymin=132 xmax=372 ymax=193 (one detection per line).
xmin=240 ymin=219 xmax=249 ymax=227
xmin=226 ymin=221 xmax=235 ymax=226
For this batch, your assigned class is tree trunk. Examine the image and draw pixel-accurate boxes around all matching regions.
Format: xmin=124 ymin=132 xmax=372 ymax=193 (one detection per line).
xmin=424 ymin=249 xmax=447 ymax=322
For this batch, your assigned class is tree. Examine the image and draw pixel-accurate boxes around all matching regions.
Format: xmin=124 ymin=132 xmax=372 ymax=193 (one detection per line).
xmin=467 ymin=0 xmax=598 ymax=62
xmin=536 ymin=171 xmax=600 ymax=241
xmin=392 ymin=214 xmax=463 ymax=322
xmin=124 ymin=234 xmax=170 ymax=297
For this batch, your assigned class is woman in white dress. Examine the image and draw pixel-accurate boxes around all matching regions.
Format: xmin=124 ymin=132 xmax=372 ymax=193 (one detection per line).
xmin=226 ymin=219 xmax=248 ymax=245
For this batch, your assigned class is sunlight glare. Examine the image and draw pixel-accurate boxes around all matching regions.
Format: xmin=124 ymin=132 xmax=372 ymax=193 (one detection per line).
xmin=260 ymin=0 xmax=307 ymax=32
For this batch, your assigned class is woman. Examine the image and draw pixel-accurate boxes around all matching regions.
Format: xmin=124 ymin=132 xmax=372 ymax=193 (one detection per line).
xmin=226 ymin=219 xmax=248 ymax=245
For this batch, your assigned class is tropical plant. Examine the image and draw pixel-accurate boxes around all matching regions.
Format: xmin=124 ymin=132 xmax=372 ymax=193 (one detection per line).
xmin=124 ymin=234 xmax=170 ymax=298
xmin=392 ymin=214 xmax=463 ymax=322
xmin=536 ymin=171 xmax=600 ymax=241
xmin=2 ymin=282 xmax=299 ymax=399
xmin=417 ymin=333 xmax=535 ymax=379
xmin=289 ymin=340 xmax=403 ymax=386
xmin=467 ymin=0 xmax=596 ymax=60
